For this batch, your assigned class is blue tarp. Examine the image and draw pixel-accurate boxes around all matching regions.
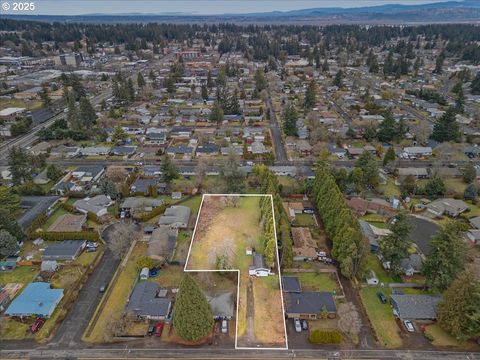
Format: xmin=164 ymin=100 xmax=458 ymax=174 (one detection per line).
xmin=5 ymin=282 xmax=63 ymax=318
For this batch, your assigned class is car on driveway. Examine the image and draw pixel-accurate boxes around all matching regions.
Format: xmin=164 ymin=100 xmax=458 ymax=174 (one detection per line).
xmin=403 ymin=320 xmax=415 ymax=332
xmin=221 ymin=319 xmax=228 ymax=334
xmin=377 ymin=291 xmax=387 ymax=304
xmin=301 ymin=320 xmax=308 ymax=330
xmin=294 ymin=318 xmax=302 ymax=332
xmin=30 ymin=318 xmax=45 ymax=333
xmin=147 ymin=325 xmax=155 ymax=336
xmin=155 ymin=322 xmax=164 ymax=337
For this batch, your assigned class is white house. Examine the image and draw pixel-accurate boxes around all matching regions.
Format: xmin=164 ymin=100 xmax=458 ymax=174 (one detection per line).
xmin=248 ymin=253 xmax=271 ymax=277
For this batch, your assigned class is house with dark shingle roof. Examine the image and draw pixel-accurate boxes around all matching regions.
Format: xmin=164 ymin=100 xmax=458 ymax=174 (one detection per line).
xmin=125 ymin=282 xmax=171 ymax=320
xmin=390 ymin=294 xmax=442 ymax=320
xmin=284 ymin=292 xmax=337 ymax=319
xmin=42 ymin=240 xmax=86 ymax=261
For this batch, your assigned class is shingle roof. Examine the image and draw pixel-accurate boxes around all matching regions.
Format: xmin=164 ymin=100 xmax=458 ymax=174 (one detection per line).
xmin=391 ymin=294 xmax=442 ymax=320
xmin=126 ymin=282 xmax=171 ymax=318
xmin=285 ymin=292 xmax=337 ymax=314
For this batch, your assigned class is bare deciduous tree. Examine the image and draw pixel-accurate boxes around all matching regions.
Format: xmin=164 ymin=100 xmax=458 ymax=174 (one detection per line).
xmin=108 ymin=223 xmax=138 ymax=259
xmin=337 ymin=302 xmax=362 ymax=339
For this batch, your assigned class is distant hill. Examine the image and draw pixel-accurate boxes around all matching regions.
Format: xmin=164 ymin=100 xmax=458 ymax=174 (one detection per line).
xmin=4 ymin=0 xmax=480 ymax=24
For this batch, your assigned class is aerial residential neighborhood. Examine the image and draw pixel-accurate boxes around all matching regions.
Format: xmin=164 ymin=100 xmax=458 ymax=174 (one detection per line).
xmin=0 ymin=1 xmax=480 ymax=359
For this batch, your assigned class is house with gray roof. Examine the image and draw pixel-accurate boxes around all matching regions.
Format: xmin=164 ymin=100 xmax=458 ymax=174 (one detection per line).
xmin=130 ymin=178 xmax=162 ymax=195
xmin=426 ymin=198 xmax=468 ymax=218
xmin=158 ymin=206 xmax=191 ymax=229
xmin=42 ymin=240 xmax=86 ymax=261
xmin=284 ymin=292 xmax=337 ymax=319
xmin=282 ymin=276 xmax=302 ymax=293
xmin=74 ymin=195 xmax=112 ymax=217
xmin=110 ymin=146 xmax=137 ymax=156
xmin=125 ymin=282 xmax=171 ymax=320
xmin=147 ymin=228 xmax=178 ymax=261
xmin=205 ymin=292 xmax=235 ymax=320
xmin=390 ymin=294 xmax=442 ymax=320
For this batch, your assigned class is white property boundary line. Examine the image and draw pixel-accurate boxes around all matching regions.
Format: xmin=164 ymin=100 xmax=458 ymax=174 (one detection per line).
xmin=184 ymin=194 xmax=288 ymax=350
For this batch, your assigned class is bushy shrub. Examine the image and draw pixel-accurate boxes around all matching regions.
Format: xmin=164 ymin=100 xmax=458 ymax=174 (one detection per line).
xmin=308 ymin=329 xmax=342 ymax=344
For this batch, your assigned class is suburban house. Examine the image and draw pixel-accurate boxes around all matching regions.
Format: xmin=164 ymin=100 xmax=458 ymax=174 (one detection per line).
xmin=205 ymin=292 xmax=235 ymax=320
xmin=390 ymin=294 xmax=442 ymax=320
xmin=466 ymin=229 xmax=480 ymax=246
xmin=397 ymin=167 xmax=429 ymax=179
xmin=158 ymin=206 xmax=191 ymax=229
xmin=283 ymin=202 xmax=304 ymax=220
xmin=71 ymin=165 xmax=105 ymax=183
xmin=120 ymin=197 xmax=164 ymax=217
xmin=359 ymin=220 xmax=391 ymax=252
xmin=400 ymin=254 xmax=423 ymax=276
xmin=125 ymin=282 xmax=171 ymax=321
xmin=402 ymin=146 xmax=432 ymax=159
xmin=41 ymin=240 xmax=86 ymax=261
xmin=110 ymin=146 xmax=137 ymax=157
xmin=130 ymin=178 xmax=163 ymax=195
xmin=147 ymin=228 xmax=178 ymax=261
xmin=291 ymin=227 xmax=317 ymax=261
xmin=5 ymin=282 xmax=64 ymax=318
xmin=284 ymin=292 xmax=337 ymax=320
xmin=248 ymin=253 xmax=271 ymax=277
xmin=426 ymin=198 xmax=468 ymax=218
xmin=74 ymin=195 xmax=113 ymax=217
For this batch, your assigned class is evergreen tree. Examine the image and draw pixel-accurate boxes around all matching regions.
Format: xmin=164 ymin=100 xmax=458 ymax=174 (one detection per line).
xmin=46 ymin=164 xmax=63 ymax=182
xmin=112 ymin=125 xmax=127 ymax=144
xmin=283 ymin=103 xmax=297 ymax=137
xmin=422 ymin=222 xmax=466 ymax=291
xmin=304 ymin=80 xmax=316 ymax=109
xmin=431 ymin=107 xmax=461 ymax=142
xmin=455 ymin=87 xmax=465 ymax=114
xmin=333 ymin=70 xmax=343 ymax=88
xmin=438 ymin=271 xmax=480 ymax=341
xmin=435 ymin=51 xmax=446 ymax=74
xmin=209 ymin=101 xmax=224 ymax=126
xmin=0 ymin=230 xmax=19 ymax=258
xmin=423 ymin=177 xmax=446 ymax=197
xmin=78 ymin=97 xmax=97 ymax=129
xmin=355 ymin=151 xmax=379 ymax=189
xmin=137 ymin=72 xmax=145 ymax=88
xmin=383 ymin=146 xmax=396 ymax=167
xmin=201 ymin=84 xmax=208 ymax=101
xmin=220 ymin=149 xmax=245 ymax=193
xmin=207 ymin=70 xmax=214 ymax=89
xmin=471 ymin=73 xmax=480 ymax=95
xmin=0 ymin=209 xmax=24 ymax=241
xmin=254 ymin=69 xmax=267 ymax=93
xmin=39 ymin=83 xmax=52 ymax=109
xmin=7 ymin=147 xmax=32 ymax=186
xmin=161 ymin=155 xmax=178 ymax=184
xmin=379 ymin=212 xmax=413 ymax=275
xmin=322 ymin=58 xmax=329 ymax=72
xmin=462 ymin=163 xmax=476 ymax=184
xmin=377 ymin=108 xmax=396 ymax=143
xmin=127 ymin=78 xmax=135 ymax=101
xmin=173 ymin=274 xmax=213 ymax=341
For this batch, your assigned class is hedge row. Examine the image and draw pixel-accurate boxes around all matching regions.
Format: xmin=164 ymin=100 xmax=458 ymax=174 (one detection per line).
xmin=60 ymin=202 xmax=77 ymax=213
xmin=38 ymin=231 xmax=100 ymax=241
xmin=308 ymin=329 xmax=342 ymax=344
xmin=26 ymin=210 xmax=48 ymax=239
xmin=136 ymin=204 xmax=167 ymax=222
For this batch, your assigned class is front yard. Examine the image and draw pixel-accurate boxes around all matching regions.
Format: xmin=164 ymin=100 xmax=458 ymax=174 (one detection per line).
xmin=359 ymin=287 xmax=402 ymax=348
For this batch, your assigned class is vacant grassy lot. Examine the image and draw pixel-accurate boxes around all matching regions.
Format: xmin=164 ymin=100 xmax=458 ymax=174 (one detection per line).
xmin=0 ymin=266 xmax=38 ymax=286
xmin=379 ymin=178 xmax=401 ymax=197
xmin=283 ymin=272 xmax=338 ymax=293
xmin=359 ymin=287 xmax=402 ymax=348
xmin=83 ymin=241 xmax=147 ymax=343
xmin=252 ymin=275 xmax=286 ymax=346
xmin=364 ymin=254 xmax=400 ymax=284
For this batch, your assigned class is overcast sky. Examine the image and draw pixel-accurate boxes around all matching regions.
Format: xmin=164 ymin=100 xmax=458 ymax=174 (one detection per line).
xmin=1 ymin=0 xmax=457 ymax=15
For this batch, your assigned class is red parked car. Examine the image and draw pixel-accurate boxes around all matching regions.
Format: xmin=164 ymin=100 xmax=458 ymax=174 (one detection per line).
xmin=154 ymin=322 xmax=164 ymax=337
xmin=30 ymin=318 xmax=45 ymax=333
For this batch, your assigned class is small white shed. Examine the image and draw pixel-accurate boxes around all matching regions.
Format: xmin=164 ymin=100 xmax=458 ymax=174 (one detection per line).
xmin=140 ymin=267 xmax=149 ymax=280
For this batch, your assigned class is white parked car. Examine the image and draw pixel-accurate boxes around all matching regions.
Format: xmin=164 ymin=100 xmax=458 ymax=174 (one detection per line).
xmin=221 ymin=319 xmax=228 ymax=334
xmin=403 ymin=320 xmax=414 ymax=333
xmin=294 ymin=318 xmax=302 ymax=333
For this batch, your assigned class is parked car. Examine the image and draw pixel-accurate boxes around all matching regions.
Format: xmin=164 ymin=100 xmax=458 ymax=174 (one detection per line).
xmin=377 ymin=291 xmax=387 ymax=304
xmin=155 ymin=322 xmax=164 ymax=337
xmin=221 ymin=319 xmax=228 ymax=334
xmin=294 ymin=318 xmax=302 ymax=333
xmin=403 ymin=320 xmax=415 ymax=332
xmin=99 ymin=285 xmax=106 ymax=293
xmin=86 ymin=247 xmax=97 ymax=253
xmin=147 ymin=325 xmax=155 ymax=336
xmin=301 ymin=320 xmax=308 ymax=330
xmin=30 ymin=318 xmax=45 ymax=333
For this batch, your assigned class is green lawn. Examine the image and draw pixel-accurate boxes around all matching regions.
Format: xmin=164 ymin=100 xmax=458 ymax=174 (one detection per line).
xmin=0 ymin=317 xmax=31 ymax=340
xmin=151 ymin=265 xmax=183 ymax=288
xmin=179 ymin=195 xmax=202 ymax=216
xmin=359 ymin=287 xmax=402 ymax=348
xmin=0 ymin=266 xmax=38 ymax=286
xmin=0 ymin=98 xmax=42 ymax=110
xmin=294 ymin=214 xmax=317 ymax=227
xmin=364 ymin=254 xmax=399 ymax=284
xmin=43 ymin=207 xmax=69 ymax=230
xmin=283 ymin=272 xmax=338 ymax=293
xmin=379 ymin=178 xmax=401 ymax=197
xmin=425 ymin=324 xmax=470 ymax=348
